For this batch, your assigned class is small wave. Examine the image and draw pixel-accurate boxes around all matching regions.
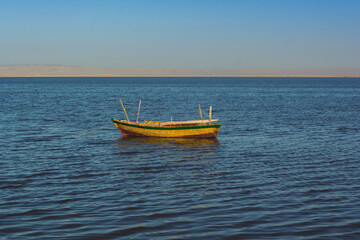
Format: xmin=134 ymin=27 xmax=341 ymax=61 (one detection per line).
xmin=0 ymin=178 xmax=30 ymax=189
xmin=0 ymin=182 xmax=26 ymax=189
xmin=336 ymin=126 xmax=359 ymax=133
xmin=115 ymin=151 xmax=142 ymax=155
xmin=21 ymin=135 xmax=62 ymax=142
xmin=56 ymin=223 xmax=84 ymax=230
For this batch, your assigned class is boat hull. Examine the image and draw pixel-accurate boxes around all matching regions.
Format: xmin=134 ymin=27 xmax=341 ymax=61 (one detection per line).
xmin=112 ymin=119 xmax=220 ymax=138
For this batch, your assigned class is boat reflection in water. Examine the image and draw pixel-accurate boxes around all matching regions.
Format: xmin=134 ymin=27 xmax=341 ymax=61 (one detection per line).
xmin=116 ymin=135 xmax=219 ymax=149
xmin=114 ymin=136 xmax=220 ymax=167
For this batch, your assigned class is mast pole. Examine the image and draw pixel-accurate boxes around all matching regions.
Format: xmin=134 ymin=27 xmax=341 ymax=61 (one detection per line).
xmin=209 ymin=106 xmax=212 ymax=124
xmin=199 ymin=104 xmax=203 ymax=121
xmin=136 ymin=100 xmax=141 ymax=123
xmin=120 ymin=99 xmax=129 ymax=122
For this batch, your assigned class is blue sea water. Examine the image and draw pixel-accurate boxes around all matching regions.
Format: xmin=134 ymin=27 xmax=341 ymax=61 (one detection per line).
xmin=0 ymin=77 xmax=359 ymax=239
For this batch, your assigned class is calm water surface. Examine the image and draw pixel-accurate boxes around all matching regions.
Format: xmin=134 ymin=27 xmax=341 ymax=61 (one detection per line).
xmin=1 ymin=77 xmax=360 ymax=239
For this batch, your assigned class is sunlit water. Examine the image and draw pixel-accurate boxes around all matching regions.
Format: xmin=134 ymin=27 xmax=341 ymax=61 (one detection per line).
xmin=1 ymin=77 xmax=359 ymax=239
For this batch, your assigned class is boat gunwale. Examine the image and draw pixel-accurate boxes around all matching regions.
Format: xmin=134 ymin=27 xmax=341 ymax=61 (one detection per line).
xmin=112 ymin=118 xmax=221 ymax=130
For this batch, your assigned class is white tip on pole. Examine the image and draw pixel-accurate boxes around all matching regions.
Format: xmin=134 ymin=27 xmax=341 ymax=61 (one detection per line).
xmin=199 ymin=104 xmax=203 ymax=121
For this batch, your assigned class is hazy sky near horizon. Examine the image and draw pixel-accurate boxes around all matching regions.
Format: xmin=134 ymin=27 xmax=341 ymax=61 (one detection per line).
xmin=1 ymin=0 xmax=359 ymax=71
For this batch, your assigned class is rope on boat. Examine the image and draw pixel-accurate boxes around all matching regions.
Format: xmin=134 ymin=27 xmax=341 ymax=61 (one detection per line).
xmin=67 ymin=126 xmax=112 ymax=135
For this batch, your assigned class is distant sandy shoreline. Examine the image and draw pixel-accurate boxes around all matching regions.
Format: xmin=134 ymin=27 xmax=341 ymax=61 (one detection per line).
xmin=0 ymin=75 xmax=358 ymax=78
xmin=1 ymin=65 xmax=359 ymax=78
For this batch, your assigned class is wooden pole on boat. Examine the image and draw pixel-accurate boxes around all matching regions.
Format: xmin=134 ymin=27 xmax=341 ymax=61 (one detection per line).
xmin=198 ymin=104 xmax=203 ymax=121
xmin=119 ymin=99 xmax=129 ymax=122
xmin=136 ymin=100 xmax=141 ymax=123
xmin=209 ymin=106 xmax=212 ymax=124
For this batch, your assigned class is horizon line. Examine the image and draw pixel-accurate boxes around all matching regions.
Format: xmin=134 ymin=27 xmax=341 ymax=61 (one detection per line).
xmin=0 ymin=74 xmax=358 ymax=78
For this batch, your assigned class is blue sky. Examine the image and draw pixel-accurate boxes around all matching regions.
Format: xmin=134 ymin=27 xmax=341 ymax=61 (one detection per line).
xmin=1 ymin=0 xmax=359 ymax=71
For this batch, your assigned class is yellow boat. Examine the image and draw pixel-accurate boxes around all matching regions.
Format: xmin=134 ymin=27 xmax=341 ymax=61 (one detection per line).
xmin=112 ymin=100 xmax=221 ymax=138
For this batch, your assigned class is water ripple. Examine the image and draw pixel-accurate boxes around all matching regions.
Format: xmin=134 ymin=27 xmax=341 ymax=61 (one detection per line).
xmin=1 ymin=77 xmax=360 ymax=239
